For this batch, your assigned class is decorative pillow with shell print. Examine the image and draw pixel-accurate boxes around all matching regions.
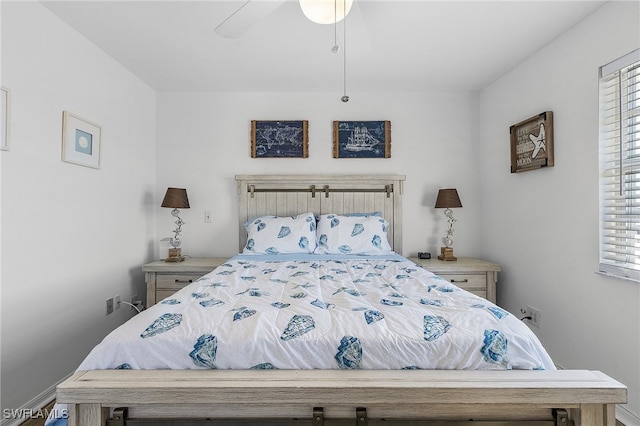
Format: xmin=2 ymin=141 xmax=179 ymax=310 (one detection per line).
xmin=243 ymin=212 xmax=317 ymax=255
xmin=314 ymin=214 xmax=393 ymax=255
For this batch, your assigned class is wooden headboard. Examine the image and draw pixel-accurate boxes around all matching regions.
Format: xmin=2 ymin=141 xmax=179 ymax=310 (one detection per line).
xmin=235 ymin=174 xmax=406 ymax=254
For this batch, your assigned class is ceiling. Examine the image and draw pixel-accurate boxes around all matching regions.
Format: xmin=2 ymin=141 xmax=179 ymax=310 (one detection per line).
xmin=41 ymin=0 xmax=607 ymax=93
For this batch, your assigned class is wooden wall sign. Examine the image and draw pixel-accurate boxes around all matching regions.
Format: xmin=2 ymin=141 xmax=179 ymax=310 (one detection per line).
xmin=509 ymin=111 xmax=554 ymax=173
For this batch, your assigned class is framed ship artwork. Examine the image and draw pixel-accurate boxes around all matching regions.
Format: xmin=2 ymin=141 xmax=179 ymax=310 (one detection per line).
xmin=509 ymin=111 xmax=554 ymax=173
xmin=333 ymin=120 xmax=391 ymax=158
xmin=251 ymin=120 xmax=309 ymax=158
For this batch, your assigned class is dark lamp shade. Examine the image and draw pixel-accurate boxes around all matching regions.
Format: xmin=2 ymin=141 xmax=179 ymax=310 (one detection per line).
xmin=434 ymin=189 xmax=462 ymax=208
xmin=161 ymin=188 xmax=190 ymax=209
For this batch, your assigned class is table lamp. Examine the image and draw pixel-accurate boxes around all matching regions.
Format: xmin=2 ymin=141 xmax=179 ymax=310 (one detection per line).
xmin=434 ymin=188 xmax=462 ymax=261
xmin=161 ymin=187 xmax=190 ymax=262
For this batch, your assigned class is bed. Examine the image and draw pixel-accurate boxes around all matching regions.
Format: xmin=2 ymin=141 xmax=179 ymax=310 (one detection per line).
xmin=53 ymin=174 xmax=626 ymax=426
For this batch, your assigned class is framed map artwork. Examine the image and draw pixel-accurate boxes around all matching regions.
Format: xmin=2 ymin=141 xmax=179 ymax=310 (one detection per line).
xmin=333 ymin=120 xmax=391 ymax=158
xmin=509 ymin=111 xmax=554 ymax=173
xmin=251 ymin=120 xmax=309 ymax=158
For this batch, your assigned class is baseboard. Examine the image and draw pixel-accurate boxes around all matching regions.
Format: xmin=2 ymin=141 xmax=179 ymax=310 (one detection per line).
xmin=617 ymin=404 xmax=640 ymax=426
xmin=1 ymin=372 xmax=72 ymax=426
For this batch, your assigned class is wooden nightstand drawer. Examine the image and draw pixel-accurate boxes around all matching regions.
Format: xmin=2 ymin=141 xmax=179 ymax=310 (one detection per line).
xmin=156 ymin=290 xmax=182 ymax=301
xmin=437 ymin=273 xmax=487 ymax=287
xmin=156 ymin=273 xmax=202 ymax=290
xmin=438 ymin=274 xmax=487 ymax=299
xmin=466 ymin=289 xmax=487 ymax=299
xmin=143 ymin=258 xmax=228 ymax=307
xmin=410 ymin=257 xmax=500 ymax=303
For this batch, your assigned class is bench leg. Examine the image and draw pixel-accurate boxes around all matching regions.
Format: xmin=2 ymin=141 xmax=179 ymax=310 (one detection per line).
xmin=67 ymin=403 xmax=108 ymax=426
xmin=579 ymin=403 xmax=616 ymax=426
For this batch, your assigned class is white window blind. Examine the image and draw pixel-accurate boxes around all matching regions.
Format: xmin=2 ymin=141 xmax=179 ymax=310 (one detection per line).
xmin=599 ymin=48 xmax=640 ymax=282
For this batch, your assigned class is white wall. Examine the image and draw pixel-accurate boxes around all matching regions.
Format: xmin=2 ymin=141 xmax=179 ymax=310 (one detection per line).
xmin=155 ymin=91 xmax=484 ymax=260
xmin=3 ymin=0 xmax=638 ymax=423
xmin=478 ymin=1 xmax=640 ymax=422
xmin=0 ymin=2 xmax=156 ymax=413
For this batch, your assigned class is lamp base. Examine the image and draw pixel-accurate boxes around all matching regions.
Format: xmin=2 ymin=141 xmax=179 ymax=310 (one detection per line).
xmin=165 ymin=248 xmax=185 ymax=263
xmin=437 ymin=246 xmax=457 ymax=261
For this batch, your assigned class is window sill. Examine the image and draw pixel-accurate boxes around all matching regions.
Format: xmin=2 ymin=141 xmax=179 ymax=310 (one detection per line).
xmin=595 ymin=270 xmax=640 ymax=284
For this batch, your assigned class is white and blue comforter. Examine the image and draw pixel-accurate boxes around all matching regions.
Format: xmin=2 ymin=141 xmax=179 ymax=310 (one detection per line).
xmin=47 ymin=254 xmax=554 ymax=425
xmin=77 ymin=254 xmax=555 ymax=371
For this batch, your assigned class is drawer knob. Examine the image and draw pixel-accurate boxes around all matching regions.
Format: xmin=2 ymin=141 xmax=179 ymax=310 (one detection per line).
xmin=450 ymin=279 xmax=469 ymax=283
xmin=175 ymin=279 xmax=193 ymax=284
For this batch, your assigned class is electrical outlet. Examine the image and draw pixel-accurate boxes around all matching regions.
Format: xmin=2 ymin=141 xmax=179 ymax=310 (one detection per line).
xmin=527 ymin=305 xmax=541 ymax=328
xmin=130 ymin=294 xmax=139 ymax=311
xmin=115 ymin=294 xmax=121 ymax=310
xmin=106 ymin=297 xmax=114 ymax=315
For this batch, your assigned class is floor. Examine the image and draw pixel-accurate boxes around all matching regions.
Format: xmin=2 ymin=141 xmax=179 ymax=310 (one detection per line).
xmin=18 ymin=400 xmax=53 ymax=426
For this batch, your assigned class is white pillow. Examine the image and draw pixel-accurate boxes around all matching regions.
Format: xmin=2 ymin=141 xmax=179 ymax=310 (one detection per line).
xmin=243 ymin=212 xmax=317 ymax=254
xmin=314 ymin=214 xmax=393 ymax=255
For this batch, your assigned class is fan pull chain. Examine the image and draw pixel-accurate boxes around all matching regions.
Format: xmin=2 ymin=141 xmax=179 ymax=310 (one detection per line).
xmin=331 ymin=0 xmax=340 ymax=53
xmin=341 ymin=0 xmax=349 ymax=102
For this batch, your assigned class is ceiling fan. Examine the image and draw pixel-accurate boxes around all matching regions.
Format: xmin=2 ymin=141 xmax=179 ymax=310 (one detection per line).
xmin=213 ymin=0 xmax=372 ymax=102
xmin=214 ymin=0 xmax=288 ymax=39
xmin=213 ymin=0 xmax=371 ymax=58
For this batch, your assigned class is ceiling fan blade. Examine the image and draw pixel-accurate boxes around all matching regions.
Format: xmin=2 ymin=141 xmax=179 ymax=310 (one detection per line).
xmin=344 ymin=0 xmax=372 ymax=59
xmin=214 ymin=0 xmax=287 ymax=39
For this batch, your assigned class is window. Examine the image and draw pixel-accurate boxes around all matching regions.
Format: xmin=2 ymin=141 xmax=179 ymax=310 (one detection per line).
xmin=599 ymin=48 xmax=640 ymax=282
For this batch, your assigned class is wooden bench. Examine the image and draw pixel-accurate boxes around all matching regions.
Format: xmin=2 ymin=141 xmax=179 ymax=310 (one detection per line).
xmin=57 ymin=369 xmax=627 ymax=426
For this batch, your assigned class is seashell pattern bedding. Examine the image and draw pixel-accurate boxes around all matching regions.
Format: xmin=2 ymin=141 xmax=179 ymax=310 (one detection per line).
xmin=75 ymin=254 xmax=555 ymax=371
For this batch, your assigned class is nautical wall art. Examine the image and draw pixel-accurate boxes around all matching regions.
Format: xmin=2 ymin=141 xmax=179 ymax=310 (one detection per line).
xmin=509 ymin=111 xmax=554 ymax=173
xmin=251 ymin=120 xmax=309 ymax=158
xmin=333 ymin=120 xmax=391 ymax=158
xmin=61 ymin=111 xmax=102 ymax=169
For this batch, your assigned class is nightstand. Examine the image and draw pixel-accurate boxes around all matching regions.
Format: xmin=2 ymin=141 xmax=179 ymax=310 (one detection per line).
xmin=410 ymin=257 xmax=501 ymax=303
xmin=143 ymin=257 xmax=228 ymax=307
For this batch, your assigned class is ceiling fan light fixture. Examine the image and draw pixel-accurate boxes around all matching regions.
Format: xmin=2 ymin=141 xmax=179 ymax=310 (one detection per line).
xmin=299 ymin=0 xmax=353 ymax=24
